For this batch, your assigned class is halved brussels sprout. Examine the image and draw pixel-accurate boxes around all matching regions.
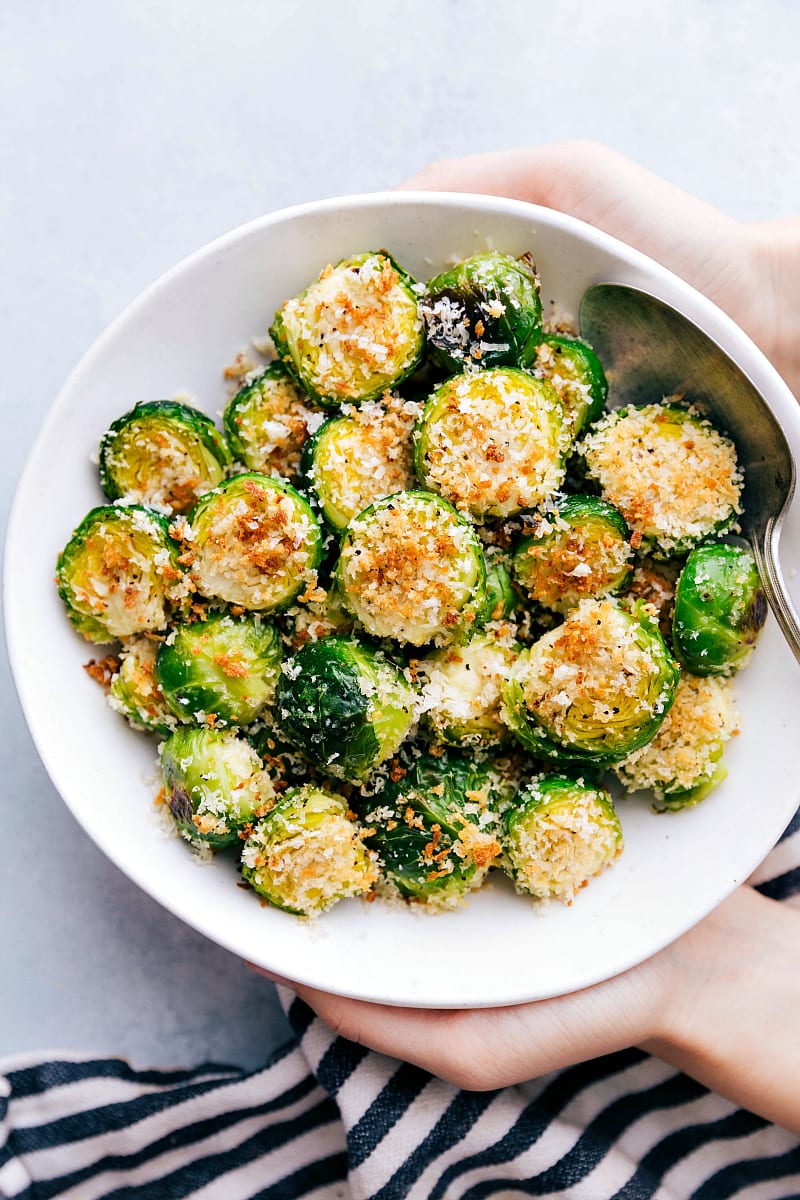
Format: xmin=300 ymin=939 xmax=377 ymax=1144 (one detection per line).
xmin=99 ymin=400 xmax=231 ymax=513
xmin=512 ymin=495 xmax=633 ymax=613
xmin=274 ymin=636 xmax=416 ymax=782
xmin=57 ymin=505 xmax=186 ymax=643
xmin=503 ymin=775 xmax=623 ymax=902
xmin=270 ymin=252 xmax=425 ymax=406
xmin=615 ymin=673 xmax=738 ymax=810
xmin=421 ymin=251 xmax=542 ymax=373
xmin=579 ymin=403 xmax=743 ymax=556
xmin=417 ymin=628 xmax=520 ymax=747
xmin=530 ymin=335 xmax=608 ymax=439
xmin=108 ymin=636 xmax=180 ymax=734
xmin=336 ymin=491 xmax=488 ymax=646
xmin=156 ymin=611 xmax=283 ymax=727
xmin=302 ymin=393 xmax=418 ymax=530
xmin=222 ymin=364 xmax=317 ymax=479
xmin=672 ymin=544 xmax=766 ymax=676
xmin=160 ymin=726 xmax=275 ymax=847
xmin=188 ymin=473 xmax=323 ymax=612
xmin=502 ymin=598 xmax=680 ymax=764
xmin=480 ymin=551 xmax=518 ymax=623
xmin=241 ymin=785 xmax=377 ymax=916
xmin=361 ymin=748 xmax=505 ymax=908
xmin=414 ymin=368 xmax=567 ymax=520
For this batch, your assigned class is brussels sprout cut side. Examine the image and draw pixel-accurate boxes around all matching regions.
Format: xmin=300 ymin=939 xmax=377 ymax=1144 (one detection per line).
xmin=336 ymin=491 xmax=488 ymax=647
xmin=241 ymin=786 xmax=377 ymax=916
xmin=57 ymin=505 xmax=185 ymax=643
xmin=362 ymin=749 xmax=504 ymax=909
xmin=109 ymin=636 xmax=180 ymax=734
xmin=504 ymin=776 xmax=623 ymax=902
xmin=274 ymin=636 xmax=416 ymax=782
xmin=530 ymin=335 xmax=608 ymax=439
xmin=418 ymin=629 xmax=520 ymax=747
xmin=421 ymin=251 xmax=542 ymax=373
xmin=414 ymin=368 xmax=567 ymax=521
xmin=99 ymin=400 xmax=230 ymax=513
xmin=223 ymin=364 xmax=317 ymax=479
xmin=615 ymin=673 xmax=738 ymax=810
xmin=156 ymin=611 xmax=283 ymax=727
xmin=189 ymin=473 xmax=323 ymax=612
xmin=503 ymin=598 xmax=680 ymax=764
xmin=512 ymin=495 xmax=633 ymax=613
xmin=270 ymin=252 xmax=425 ymax=406
xmin=579 ymin=403 xmax=743 ymax=557
xmin=672 ymin=544 xmax=766 ymax=676
xmin=160 ymin=727 xmax=275 ymax=847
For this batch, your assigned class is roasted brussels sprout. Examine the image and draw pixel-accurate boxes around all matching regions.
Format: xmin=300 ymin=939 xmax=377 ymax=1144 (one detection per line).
xmin=336 ymin=491 xmax=488 ymax=646
xmin=57 ymin=505 xmax=185 ymax=643
xmin=417 ymin=628 xmax=520 ymax=746
xmin=420 ymin=251 xmax=542 ymax=373
xmin=502 ymin=598 xmax=680 ymax=764
xmin=503 ymin=775 xmax=623 ymax=902
xmin=512 ymin=495 xmax=633 ymax=612
xmin=414 ymin=368 xmax=567 ymax=520
xmin=156 ymin=611 xmax=283 ymax=727
xmin=285 ymin=577 xmax=355 ymax=647
xmin=530 ymin=335 xmax=608 ymax=439
xmin=270 ymin=252 xmax=425 ymax=406
xmin=361 ymin=748 xmax=504 ymax=908
xmin=99 ymin=400 xmax=230 ymax=513
xmin=623 ymin=556 xmax=681 ymax=641
xmin=109 ymin=636 xmax=180 ymax=734
xmin=223 ymin=364 xmax=317 ymax=479
xmin=241 ymin=785 xmax=377 ymax=915
xmin=274 ymin=636 xmax=416 ymax=782
xmin=615 ymin=673 xmax=738 ymax=810
xmin=188 ymin=473 xmax=323 ymax=612
xmin=672 ymin=543 xmax=766 ymax=676
xmin=579 ymin=403 xmax=743 ymax=556
xmin=160 ymin=727 xmax=275 ymax=846
xmin=481 ymin=551 xmax=518 ymax=623
xmin=302 ymin=393 xmax=418 ymax=530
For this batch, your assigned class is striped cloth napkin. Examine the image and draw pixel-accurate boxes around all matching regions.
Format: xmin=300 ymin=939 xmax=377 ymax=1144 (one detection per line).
xmin=2 ymin=808 xmax=799 ymax=1200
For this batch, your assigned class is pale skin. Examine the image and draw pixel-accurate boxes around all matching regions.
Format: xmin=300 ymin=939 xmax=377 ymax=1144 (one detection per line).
xmin=255 ymin=143 xmax=800 ymax=1134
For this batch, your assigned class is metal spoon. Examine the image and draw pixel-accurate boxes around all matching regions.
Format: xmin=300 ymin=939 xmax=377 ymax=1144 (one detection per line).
xmin=579 ymin=283 xmax=800 ymax=666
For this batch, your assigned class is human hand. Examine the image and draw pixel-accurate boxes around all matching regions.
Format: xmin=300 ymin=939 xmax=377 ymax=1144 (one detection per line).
xmin=398 ymin=141 xmax=800 ymax=397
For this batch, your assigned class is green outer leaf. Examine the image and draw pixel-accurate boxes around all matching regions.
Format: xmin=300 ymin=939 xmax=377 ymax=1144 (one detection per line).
xmin=502 ymin=601 xmax=680 ymax=765
xmin=531 ymin=335 xmax=608 ymax=438
xmin=156 ymin=611 xmax=283 ymax=727
xmin=672 ymin=543 xmax=766 ymax=676
xmin=269 ymin=251 xmax=425 ymax=407
xmin=422 ymin=251 xmax=542 ymax=373
xmin=56 ymin=504 xmax=180 ymax=644
xmin=273 ymin=636 xmax=416 ymax=782
xmin=98 ymin=399 xmax=231 ymax=503
xmin=479 ymin=554 xmax=518 ymax=623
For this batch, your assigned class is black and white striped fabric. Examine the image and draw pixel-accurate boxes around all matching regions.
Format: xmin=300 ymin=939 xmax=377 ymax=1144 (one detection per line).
xmin=2 ymin=809 xmax=799 ymax=1200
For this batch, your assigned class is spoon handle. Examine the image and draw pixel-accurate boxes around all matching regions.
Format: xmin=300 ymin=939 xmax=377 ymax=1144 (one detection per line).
xmin=751 ymin=518 xmax=800 ymax=668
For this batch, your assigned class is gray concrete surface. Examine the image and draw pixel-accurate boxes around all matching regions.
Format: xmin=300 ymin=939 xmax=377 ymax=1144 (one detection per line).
xmin=2 ymin=0 xmax=799 ymax=1071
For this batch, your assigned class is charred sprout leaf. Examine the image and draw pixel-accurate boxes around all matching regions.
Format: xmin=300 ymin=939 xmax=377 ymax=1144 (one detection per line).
xmin=530 ymin=335 xmax=608 ymax=440
xmin=336 ymin=490 xmax=488 ymax=647
xmin=512 ymin=495 xmax=633 ymax=613
xmin=414 ymin=368 xmax=567 ymax=521
xmin=361 ymin=748 xmax=506 ymax=907
xmin=417 ymin=629 xmax=520 ymax=747
xmin=223 ymin=364 xmax=318 ymax=479
xmin=274 ymin=636 xmax=417 ymax=782
xmin=503 ymin=775 xmax=623 ymax=902
xmin=57 ymin=505 xmax=185 ymax=643
xmin=270 ymin=252 xmax=425 ymax=407
xmin=672 ymin=544 xmax=766 ymax=675
xmin=99 ymin=400 xmax=230 ymax=513
xmin=160 ymin=727 xmax=275 ymax=847
xmin=421 ymin=251 xmax=542 ymax=373
xmin=156 ymin=611 xmax=283 ymax=727
xmin=578 ymin=403 xmax=743 ymax=557
xmin=241 ymin=785 xmax=377 ymax=915
xmin=189 ymin=473 xmax=323 ymax=612
xmin=502 ymin=598 xmax=680 ymax=764
xmin=109 ymin=636 xmax=180 ymax=734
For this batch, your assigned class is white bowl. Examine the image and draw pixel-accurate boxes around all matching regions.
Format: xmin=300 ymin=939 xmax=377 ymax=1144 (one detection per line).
xmin=7 ymin=192 xmax=800 ymax=1008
